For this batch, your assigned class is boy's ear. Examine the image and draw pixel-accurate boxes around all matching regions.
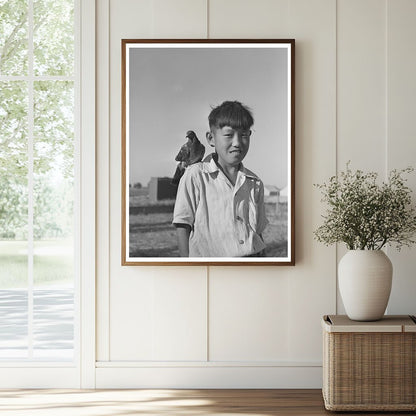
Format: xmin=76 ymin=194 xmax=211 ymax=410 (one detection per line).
xmin=206 ymin=131 xmax=215 ymax=147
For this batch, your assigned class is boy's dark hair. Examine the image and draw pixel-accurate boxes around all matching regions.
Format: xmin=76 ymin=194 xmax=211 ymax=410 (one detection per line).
xmin=208 ymin=100 xmax=254 ymax=130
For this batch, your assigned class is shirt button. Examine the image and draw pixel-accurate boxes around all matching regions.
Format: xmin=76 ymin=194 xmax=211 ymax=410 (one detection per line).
xmin=238 ymin=240 xmax=244 ymax=244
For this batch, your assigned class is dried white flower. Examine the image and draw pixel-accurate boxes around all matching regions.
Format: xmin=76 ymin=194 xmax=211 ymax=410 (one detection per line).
xmin=314 ymin=163 xmax=416 ymax=250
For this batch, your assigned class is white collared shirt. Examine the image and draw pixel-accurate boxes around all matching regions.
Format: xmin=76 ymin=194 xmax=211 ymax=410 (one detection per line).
xmin=173 ymin=154 xmax=268 ymax=257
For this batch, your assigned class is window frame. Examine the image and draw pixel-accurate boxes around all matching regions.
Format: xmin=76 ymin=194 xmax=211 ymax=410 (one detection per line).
xmin=0 ymin=0 xmax=96 ymax=388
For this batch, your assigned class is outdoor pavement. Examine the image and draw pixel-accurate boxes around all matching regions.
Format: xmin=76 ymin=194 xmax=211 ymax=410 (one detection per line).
xmin=0 ymin=287 xmax=74 ymax=360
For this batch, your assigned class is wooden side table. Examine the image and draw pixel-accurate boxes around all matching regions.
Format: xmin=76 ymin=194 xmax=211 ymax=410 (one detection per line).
xmin=322 ymin=315 xmax=416 ymax=411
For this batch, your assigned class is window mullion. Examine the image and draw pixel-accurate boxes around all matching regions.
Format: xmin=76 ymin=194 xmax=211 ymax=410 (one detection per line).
xmin=27 ymin=0 xmax=34 ymax=360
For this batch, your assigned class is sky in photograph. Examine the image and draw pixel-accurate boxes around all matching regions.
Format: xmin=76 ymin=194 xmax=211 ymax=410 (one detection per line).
xmin=128 ymin=45 xmax=289 ymax=189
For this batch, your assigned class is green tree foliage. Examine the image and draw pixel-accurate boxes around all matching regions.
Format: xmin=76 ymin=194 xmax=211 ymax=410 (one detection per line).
xmin=0 ymin=0 xmax=28 ymax=75
xmin=34 ymin=81 xmax=74 ymax=178
xmin=33 ymin=0 xmax=74 ymax=75
xmin=34 ymin=177 xmax=73 ymax=239
xmin=0 ymin=81 xmax=28 ymax=238
xmin=0 ymin=81 xmax=28 ymax=179
xmin=0 ymin=177 xmax=27 ymax=238
xmin=0 ymin=0 xmax=74 ymax=240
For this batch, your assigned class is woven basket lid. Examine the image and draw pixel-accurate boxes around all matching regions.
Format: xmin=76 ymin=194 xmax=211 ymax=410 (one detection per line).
xmin=322 ymin=315 xmax=416 ymax=333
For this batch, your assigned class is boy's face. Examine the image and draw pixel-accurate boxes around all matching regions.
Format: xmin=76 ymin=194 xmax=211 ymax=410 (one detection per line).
xmin=206 ymin=125 xmax=251 ymax=169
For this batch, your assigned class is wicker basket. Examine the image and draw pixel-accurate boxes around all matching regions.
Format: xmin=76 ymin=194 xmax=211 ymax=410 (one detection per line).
xmin=322 ymin=315 xmax=416 ymax=411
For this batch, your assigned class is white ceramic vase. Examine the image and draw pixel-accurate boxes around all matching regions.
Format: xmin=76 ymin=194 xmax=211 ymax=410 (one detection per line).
xmin=338 ymin=250 xmax=393 ymax=321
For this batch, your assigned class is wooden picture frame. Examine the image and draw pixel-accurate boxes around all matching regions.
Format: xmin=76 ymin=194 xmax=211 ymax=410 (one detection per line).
xmin=122 ymin=39 xmax=295 ymax=265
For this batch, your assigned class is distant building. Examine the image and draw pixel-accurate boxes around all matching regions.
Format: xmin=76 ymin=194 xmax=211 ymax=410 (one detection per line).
xmin=264 ymin=185 xmax=280 ymax=197
xmin=148 ymin=177 xmax=177 ymax=202
xmin=264 ymin=185 xmax=281 ymax=214
xmin=279 ymin=186 xmax=288 ymax=203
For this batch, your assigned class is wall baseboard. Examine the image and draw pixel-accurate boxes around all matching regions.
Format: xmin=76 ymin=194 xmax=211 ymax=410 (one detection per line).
xmin=96 ymin=366 xmax=323 ymax=389
xmin=0 ymin=367 xmax=80 ymax=388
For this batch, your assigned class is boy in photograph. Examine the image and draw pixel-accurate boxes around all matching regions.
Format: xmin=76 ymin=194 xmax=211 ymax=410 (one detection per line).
xmin=173 ymin=100 xmax=268 ymax=257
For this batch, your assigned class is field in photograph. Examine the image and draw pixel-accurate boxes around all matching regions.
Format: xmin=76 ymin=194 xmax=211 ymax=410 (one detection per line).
xmin=129 ymin=187 xmax=288 ymax=258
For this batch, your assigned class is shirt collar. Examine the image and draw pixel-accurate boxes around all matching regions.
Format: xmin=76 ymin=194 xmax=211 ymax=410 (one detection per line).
xmin=202 ymin=153 xmax=259 ymax=180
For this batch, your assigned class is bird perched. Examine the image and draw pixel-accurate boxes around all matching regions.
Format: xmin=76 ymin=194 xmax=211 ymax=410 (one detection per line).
xmin=172 ymin=130 xmax=205 ymax=185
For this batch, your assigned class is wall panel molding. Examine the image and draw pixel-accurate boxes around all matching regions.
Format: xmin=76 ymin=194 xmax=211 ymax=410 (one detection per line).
xmin=96 ymin=366 xmax=322 ymax=388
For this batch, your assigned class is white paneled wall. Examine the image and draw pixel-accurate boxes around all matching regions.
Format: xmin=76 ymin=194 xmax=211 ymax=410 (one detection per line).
xmin=336 ymin=0 xmax=388 ymax=313
xmin=96 ymin=0 xmax=416 ymax=388
xmin=386 ymin=0 xmax=416 ymax=314
xmin=209 ymin=267 xmax=290 ymax=362
xmin=110 ymin=267 xmax=207 ymax=361
xmin=337 ymin=0 xmax=387 ymax=172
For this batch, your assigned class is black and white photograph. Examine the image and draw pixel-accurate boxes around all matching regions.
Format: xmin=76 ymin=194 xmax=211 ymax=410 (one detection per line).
xmin=122 ymin=39 xmax=295 ymax=265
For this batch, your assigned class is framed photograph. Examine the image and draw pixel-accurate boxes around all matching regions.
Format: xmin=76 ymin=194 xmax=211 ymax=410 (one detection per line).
xmin=122 ymin=39 xmax=295 ymax=266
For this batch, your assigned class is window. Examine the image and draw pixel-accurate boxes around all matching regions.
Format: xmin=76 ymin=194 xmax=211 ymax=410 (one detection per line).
xmin=0 ymin=0 xmax=77 ymax=361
